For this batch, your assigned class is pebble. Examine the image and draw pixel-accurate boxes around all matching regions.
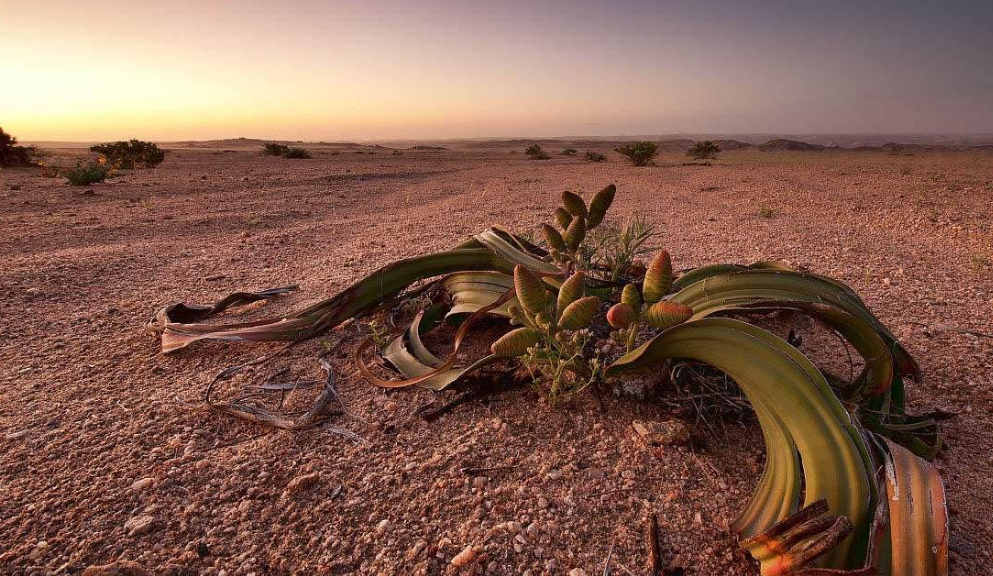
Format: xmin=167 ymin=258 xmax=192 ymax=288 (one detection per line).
xmin=29 ymin=541 xmax=47 ymax=559
xmin=537 ymin=497 xmax=549 ymax=509
xmin=285 ymin=472 xmax=320 ymax=495
xmin=451 ymin=545 xmax=477 ymax=567
xmin=632 ymin=419 xmax=692 ymax=446
xmin=124 ymin=515 xmax=155 ymax=536
xmin=131 ymin=478 xmax=155 ymax=492
xmin=375 ymin=519 xmax=391 ymax=535
xmin=569 ymin=570 xmax=588 ymax=576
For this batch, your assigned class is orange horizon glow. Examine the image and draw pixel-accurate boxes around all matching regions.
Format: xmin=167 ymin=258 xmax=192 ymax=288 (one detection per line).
xmin=3 ymin=0 xmax=992 ymax=142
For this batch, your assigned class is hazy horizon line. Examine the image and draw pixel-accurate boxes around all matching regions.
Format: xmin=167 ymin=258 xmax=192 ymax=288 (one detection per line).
xmin=22 ymin=131 xmax=993 ymax=146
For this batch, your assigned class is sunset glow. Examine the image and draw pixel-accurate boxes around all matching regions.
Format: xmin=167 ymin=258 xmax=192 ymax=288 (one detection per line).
xmin=3 ymin=0 xmax=992 ymax=141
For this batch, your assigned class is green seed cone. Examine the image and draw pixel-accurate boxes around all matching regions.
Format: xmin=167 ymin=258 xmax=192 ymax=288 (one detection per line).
xmin=514 ymin=264 xmax=547 ymax=314
xmin=561 ymin=191 xmax=588 ymax=218
xmin=491 ymin=327 xmax=540 ymax=357
xmin=642 ymin=250 xmax=673 ymax=303
xmin=556 ymin=271 xmax=585 ymax=317
xmin=621 ymin=283 xmax=642 ymax=309
xmin=555 ymin=207 xmax=573 ymax=230
xmin=641 ymin=301 xmax=692 ymax=329
xmin=558 ymin=296 xmax=600 ymax=330
xmin=606 ymin=302 xmax=636 ymax=329
xmin=542 ymin=223 xmax=566 ymax=252
xmin=586 ymin=184 xmax=616 ymax=229
xmin=564 ymin=215 xmax=587 ymax=251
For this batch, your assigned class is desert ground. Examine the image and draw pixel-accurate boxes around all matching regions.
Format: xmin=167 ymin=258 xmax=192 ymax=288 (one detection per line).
xmin=1 ymin=143 xmax=991 ymax=576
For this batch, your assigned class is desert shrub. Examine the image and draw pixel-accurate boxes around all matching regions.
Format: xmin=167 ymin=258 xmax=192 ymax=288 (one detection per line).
xmin=262 ymin=142 xmax=290 ymax=156
xmin=64 ymin=160 xmax=112 ymax=186
xmin=525 ymin=144 xmax=550 ymax=160
xmin=687 ymin=141 xmax=721 ymax=160
xmin=615 ymin=141 xmax=658 ymax=166
xmin=0 ymin=127 xmax=37 ymax=168
xmin=90 ymin=139 xmax=165 ymax=170
xmin=561 ymin=148 xmax=577 ymax=156
xmin=758 ymin=206 xmax=777 ymax=218
xmin=283 ymin=147 xmax=311 ymax=159
xmin=584 ymin=150 xmax=607 ymax=162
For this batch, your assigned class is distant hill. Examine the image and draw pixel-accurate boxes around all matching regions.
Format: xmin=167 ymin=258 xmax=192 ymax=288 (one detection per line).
xmin=758 ymin=139 xmax=828 ymax=151
xmin=712 ymin=139 xmax=752 ymax=150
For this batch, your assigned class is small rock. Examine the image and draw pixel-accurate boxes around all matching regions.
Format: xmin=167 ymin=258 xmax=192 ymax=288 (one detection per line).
xmin=82 ymin=561 xmax=149 ymax=576
xmin=407 ymin=541 xmax=426 ymax=560
xmin=124 ymin=515 xmax=155 ymax=536
xmin=9 ymin=184 xmax=21 ymax=191
xmin=285 ymin=472 xmax=320 ymax=495
xmin=82 ymin=188 xmax=95 ymax=196
xmin=29 ymin=541 xmax=48 ymax=559
xmin=131 ymin=478 xmax=155 ymax=492
xmin=4 ymin=429 xmax=29 ymax=441
xmin=632 ymin=419 xmax=691 ymax=446
xmin=693 ymin=512 xmax=703 ymax=526
xmin=241 ymin=177 xmax=249 ymax=182
xmin=537 ymin=497 xmax=549 ymax=509
xmin=569 ymin=569 xmax=588 ymax=576
xmin=375 ymin=519 xmax=391 ymax=535
xmin=26 ymin=287 xmax=41 ymax=296
xmin=384 ymin=400 xmax=399 ymax=411
xmin=451 ymin=544 xmax=477 ymax=567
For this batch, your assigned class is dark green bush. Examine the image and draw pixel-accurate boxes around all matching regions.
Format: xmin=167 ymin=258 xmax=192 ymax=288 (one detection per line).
xmin=615 ymin=141 xmax=658 ymax=166
xmin=263 ymin=142 xmax=291 ymax=156
xmin=584 ymin=151 xmax=607 ymax=163
xmin=687 ymin=141 xmax=721 ymax=160
xmin=283 ymin=147 xmax=312 ymax=159
xmin=64 ymin=160 xmax=111 ymax=186
xmin=0 ymin=127 xmax=37 ymax=168
xmin=525 ymin=144 xmax=550 ymax=160
xmin=90 ymin=139 xmax=165 ymax=170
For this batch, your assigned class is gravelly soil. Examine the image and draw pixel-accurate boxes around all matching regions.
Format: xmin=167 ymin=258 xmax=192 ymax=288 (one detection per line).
xmin=1 ymin=145 xmax=991 ymax=576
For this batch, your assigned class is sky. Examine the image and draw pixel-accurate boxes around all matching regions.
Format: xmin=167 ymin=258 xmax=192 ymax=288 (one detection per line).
xmin=2 ymin=0 xmax=992 ymax=141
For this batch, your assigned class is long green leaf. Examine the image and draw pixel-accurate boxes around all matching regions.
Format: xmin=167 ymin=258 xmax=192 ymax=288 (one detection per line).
xmin=605 ymin=318 xmax=874 ymax=570
xmin=153 ymin=249 xmax=517 ymax=353
xmin=669 ymin=269 xmax=921 ymax=385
